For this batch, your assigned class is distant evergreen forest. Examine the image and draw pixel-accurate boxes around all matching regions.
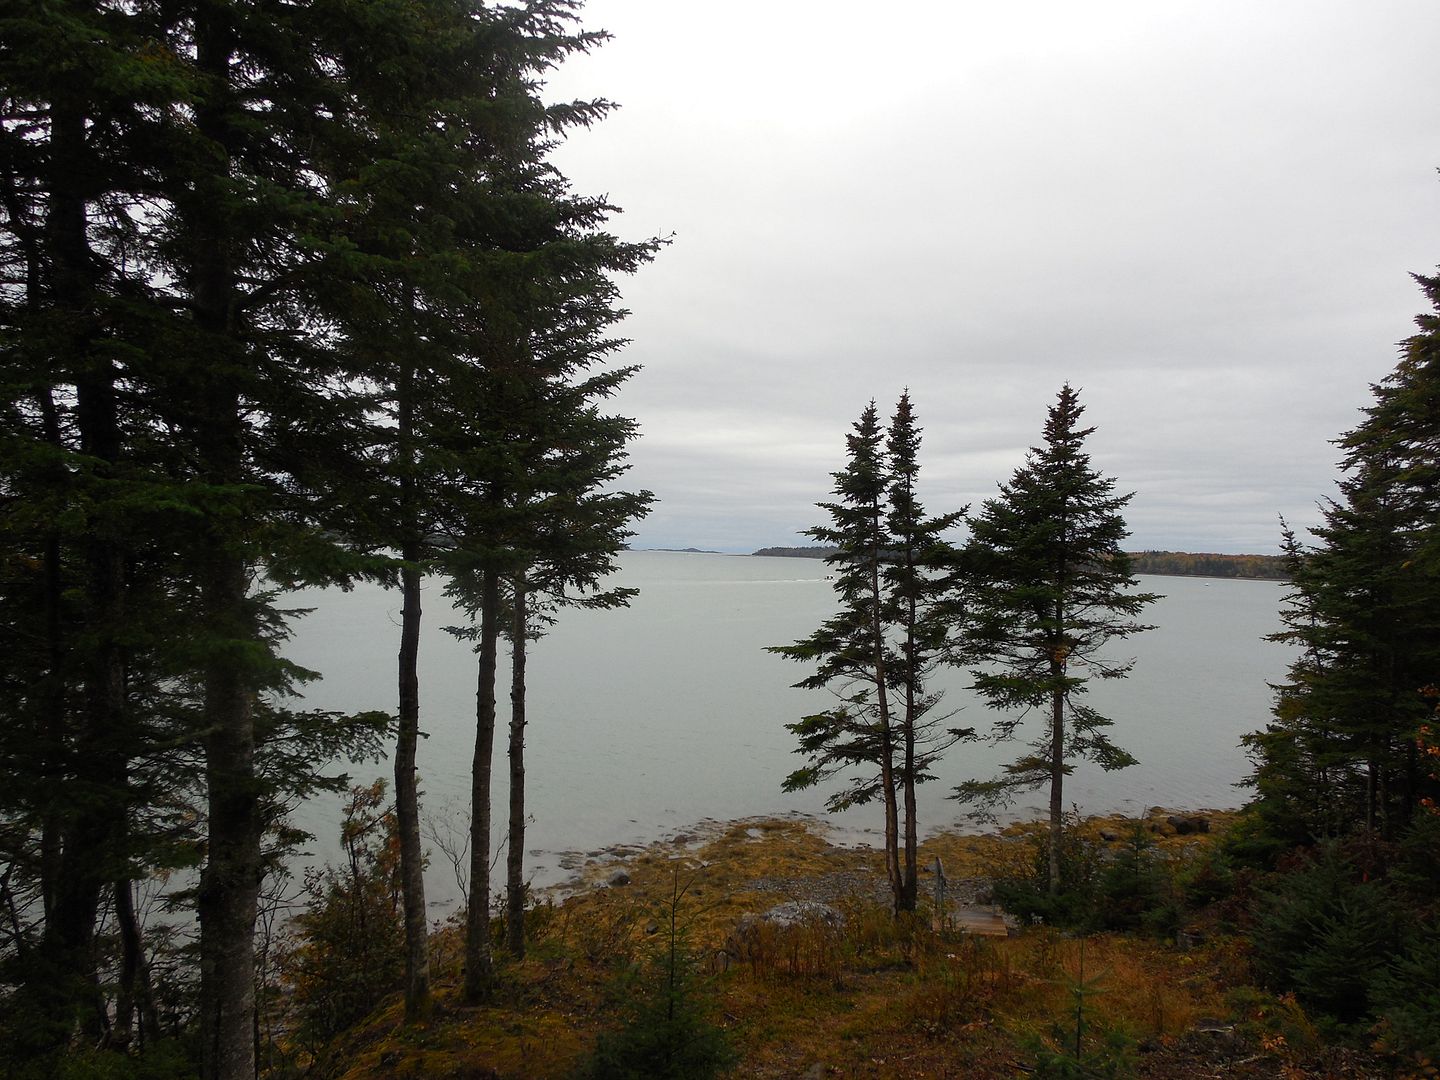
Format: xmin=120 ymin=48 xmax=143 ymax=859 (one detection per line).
xmin=753 ymin=545 xmax=1289 ymax=580
xmin=752 ymin=546 xmax=842 ymax=559
xmin=1127 ymin=550 xmax=1289 ymax=579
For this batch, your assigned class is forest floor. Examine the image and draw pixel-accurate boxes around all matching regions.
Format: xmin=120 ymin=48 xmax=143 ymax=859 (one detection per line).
xmin=317 ymin=812 xmax=1393 ymax=1079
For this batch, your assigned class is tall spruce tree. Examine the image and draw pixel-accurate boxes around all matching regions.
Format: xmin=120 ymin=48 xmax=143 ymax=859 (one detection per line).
xmin=303 ymin=0 xmax=593 ymax=1020
xmin=773 ymin=394 xmax=967 ymax=913
xmin=4 ymin=0 xmax=416 ymax=1068
xmin=955 ymin=384 xmax=1158 ymax=894
xmin=499 ymin=388 xmax=652 ymax=958
xmin=430 ymin=130 xmax=657 ymax=1002
xmin=254 ymin=0 xmax=656 ymax=1017
xmin=882 ymin=393 xmax=970 ymax=910
xmin=1246 ymin=269 xmax=1440 ymax=847
xmin=0 ymin=0 xmax=222 ymax=1049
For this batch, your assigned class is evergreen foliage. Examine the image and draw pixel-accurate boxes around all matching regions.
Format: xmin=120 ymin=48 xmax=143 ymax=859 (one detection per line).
xmin=883 ymin=393 xmax=971 ymax=909
xmin=770 ymin=395 xmax=966 ymax=913
xmin=955 ymin=384 xmax=1158 ymax=893
xmin=1250 ymin=844 xmax=1404 ymax=1026
xmin=1243 ymin=299 xmax=1440 ymax=1046
xmin=1 ymin=0 xmax=654 ymax=1071
xmin=1244 ymin=268 xmax=1440 ymax=846
xmin=771 ymin=402 xmax=903 ymax=903
xmin=577 ymin=875 xmax=736 ymax=1080
xmin=1373 ymin=932 xmax=1440 ymax=1062
xmin=281 ymin=781 xmax=406 ymax=1057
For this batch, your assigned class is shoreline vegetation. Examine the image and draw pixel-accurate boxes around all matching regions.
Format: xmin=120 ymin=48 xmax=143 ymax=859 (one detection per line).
xmin=306 ymin=808 xmax=1390 ymax=1079
xmin=752 ymin=545 xmax=1290 ymax=581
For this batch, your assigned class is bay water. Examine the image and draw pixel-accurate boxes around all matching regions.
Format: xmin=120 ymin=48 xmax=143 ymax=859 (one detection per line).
xmin=282 ymin=550 xmax=1291 ymax=909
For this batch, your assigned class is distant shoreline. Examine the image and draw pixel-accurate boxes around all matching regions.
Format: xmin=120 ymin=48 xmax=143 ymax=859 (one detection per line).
xmin=749 ymin=545 xmax=1289 ymax=581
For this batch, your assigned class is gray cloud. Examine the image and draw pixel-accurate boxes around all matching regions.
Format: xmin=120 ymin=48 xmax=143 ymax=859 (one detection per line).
xmin=548 ymin=0 xmax=1440 ymax=553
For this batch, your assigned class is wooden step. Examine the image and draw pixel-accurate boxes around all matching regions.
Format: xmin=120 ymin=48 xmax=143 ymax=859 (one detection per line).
xmin=950 ymin=905 xmax=1012 ymax=937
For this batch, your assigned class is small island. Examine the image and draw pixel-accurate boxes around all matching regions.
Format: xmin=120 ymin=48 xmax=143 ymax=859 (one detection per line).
xmin=751 ymin=545 xmax=839 ymax=559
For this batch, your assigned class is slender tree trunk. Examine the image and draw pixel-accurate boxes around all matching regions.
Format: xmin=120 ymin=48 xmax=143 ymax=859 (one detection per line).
xmin=901 ymin=693 xmax=918 ymax=908
xmin=1365 ymin=757 xmax=1377 ymax=838
xmin=37 ymin=389 xmax=66 ymax=927
xmin=395 ymin=354 xmax=431 ymax=1021
xmin=1377 ymin=748 xmax=1391 ymax=840
xmin=52 ymin=356 xmax=128 ymax=1045
xmin=396 ymin=554 xmax=430 ymax=1018
xmin=1048 ymin=667 xmax=1065 ymax=895
xmin=506 ymin=577 xmax=528 ymax=957
xmin=867 ymin=536 xmax=901 ymax=911
xmin=1048 ymin=552 xmax=1069 ymax=896
xmin=1403 ymin=735 xmax=1419 ymax=827
xmin=113 ymin=878 xmax=159 ymax=1050
xmin=465 ymin=567 xmax=501 ymax=1001
xmin=3 ymin=29 xmax=69 ymax=931
xmin=192 ymin=13 xmax=263 ymax=1077
xmin=900 ymin=579 xmax=919 ymax=913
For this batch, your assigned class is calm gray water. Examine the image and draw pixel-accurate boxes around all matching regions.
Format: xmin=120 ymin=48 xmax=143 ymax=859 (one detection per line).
xmin=282 ymin=550 xmax=1291 ymax=906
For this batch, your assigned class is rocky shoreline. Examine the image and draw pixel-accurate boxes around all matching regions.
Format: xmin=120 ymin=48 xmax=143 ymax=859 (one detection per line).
xmin=532 ymin=806 xmax=1235 ymax=947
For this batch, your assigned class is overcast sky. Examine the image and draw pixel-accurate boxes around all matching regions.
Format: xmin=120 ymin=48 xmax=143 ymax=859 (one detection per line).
xmin=543 ymin=0 xmax=1440 ymax=554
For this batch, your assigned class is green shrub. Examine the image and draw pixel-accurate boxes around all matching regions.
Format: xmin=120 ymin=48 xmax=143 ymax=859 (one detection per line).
xmin=1175 ymin=840 xmax=1236 ymax=909
xmin=577 ymin=875 xmax=736 ymax=1080
xmin=991 ymin=813 xmax=1105 ymax=931
xmin=1027 ymin=1030 xmax=1136 ymax=1080
xmin=1224 ymin=985 xmax=1320 ymax=1053
xmin=577 ymin=940 xmax=736 ymax=1079
xmin=1094 ymin=822 xmax=1167 ymax=933
xmin=1024 ymin=939 xmax=1136 ymax=1079
xmin=1388 ymin=812 xmax=1440 ymax=915
xmin=1250 ymin=843 xmax=1403 ymax=1026
xmin=993 ymin=816 xmax=1184 ymax=937
xmin=279 ymin=780 xmax=405 ymax=1053
xmin=1373 ymin=932 xmax=1440 ymax=1062
xmin=1 ymin=1041 xmax=195 ymax=1080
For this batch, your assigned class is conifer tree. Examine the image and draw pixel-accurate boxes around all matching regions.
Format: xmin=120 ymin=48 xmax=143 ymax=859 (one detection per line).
xmin=955 ymin=384 xmax=1158 ymax=894
xmin=1247 ymin=269 xmax=1440 ymax=845
xmin=0 ymin=0 xmax=212 ymax=1046
xmin=883 ymin=393 xmax=969 ymax=910
xmin=499 ymin=387 xmax=652 ymax=956
xmin=5 ymin=0 xmax=406 ymax=1068
xmin=773 ymin=395 xmax=968 ymax=913
xmin=430 ymin=144 xmax=657 ymax=1002
xmin=3 ymin=0 xmax=657 ymax=1067
xmin=771 ymin=402 xmax=905 ymax=908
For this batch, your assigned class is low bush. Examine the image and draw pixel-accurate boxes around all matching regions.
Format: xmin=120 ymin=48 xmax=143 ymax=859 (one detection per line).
xmin=1373 ymin=932 xmax=1440 ymax=1063
xmin=277 ymin=781 xmax=406 ymax=1056
xmin=576 ymin=874 xmax=736 ymax=1080
xmin=1249 ymin=842 xmax=1404 ymax=1027
xmin=991 ymin=814 xmax=1184 ymax=937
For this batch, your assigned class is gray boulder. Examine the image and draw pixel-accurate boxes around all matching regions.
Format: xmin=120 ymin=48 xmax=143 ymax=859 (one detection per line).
xmin=750 ymin=900 xmax=842 ymax=929
xmin=722 ymin=900 xmax=844 ymax=966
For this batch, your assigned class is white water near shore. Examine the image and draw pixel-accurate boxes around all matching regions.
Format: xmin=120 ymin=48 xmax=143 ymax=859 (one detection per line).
xmin=281 ymin=550 xmax=1292 ymax=912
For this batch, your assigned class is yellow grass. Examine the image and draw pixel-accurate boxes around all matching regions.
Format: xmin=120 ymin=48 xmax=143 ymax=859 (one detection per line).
xmin=319 ymin=810 xmax=1290 ymax=1080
